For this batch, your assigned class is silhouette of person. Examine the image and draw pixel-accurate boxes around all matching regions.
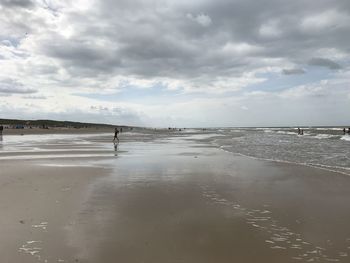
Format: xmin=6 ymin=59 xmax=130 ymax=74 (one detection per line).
xmin=343 ymin=128 xmax=346 ymax=135
xmin=0 ymin=125 xmax=3 ymax=136
xmin=297 ymin=127 xmax=301 ymax=135
xmin=113 ymin=128 xmax=119 ymax=143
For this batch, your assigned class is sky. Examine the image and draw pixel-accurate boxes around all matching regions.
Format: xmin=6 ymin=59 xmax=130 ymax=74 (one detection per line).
xmin=0 ymin=0 xmax=350 ymax=127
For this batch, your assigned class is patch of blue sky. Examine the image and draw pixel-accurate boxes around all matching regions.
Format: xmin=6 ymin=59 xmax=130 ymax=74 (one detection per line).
xmin=244 ymin=66 xmax=335 ymax=93
xmin=75 ymin=66 xmax=340 ymax=103
xmin=74 ymin=82 xmax=191 ymax=104
xmin=0 ymin=36 xmax=23 ymax=48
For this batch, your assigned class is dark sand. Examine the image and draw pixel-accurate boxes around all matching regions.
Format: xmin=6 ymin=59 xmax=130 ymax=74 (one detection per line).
xmin=1 ymin=132 xmax=350 ymax=262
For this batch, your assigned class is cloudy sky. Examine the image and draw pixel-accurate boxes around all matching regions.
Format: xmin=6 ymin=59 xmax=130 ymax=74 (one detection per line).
xmin=1 ymin=0 xmax=349 ymax=127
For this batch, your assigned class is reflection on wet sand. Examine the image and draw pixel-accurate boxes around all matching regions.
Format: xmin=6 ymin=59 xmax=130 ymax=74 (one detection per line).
xmin=66 ymin=139 xmax=350 ymax=263
xmin=113 ymin=141 xmax=118 ymax=156
xmin=1 ymin=131 xmax=350 ymax=262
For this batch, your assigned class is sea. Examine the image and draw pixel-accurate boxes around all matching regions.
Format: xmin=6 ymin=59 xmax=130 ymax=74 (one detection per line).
xmin=202 ymin=127 xmax=350 ymax=176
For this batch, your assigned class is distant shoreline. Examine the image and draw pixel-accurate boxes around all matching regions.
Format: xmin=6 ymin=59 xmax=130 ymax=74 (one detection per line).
xmin=1 ymin=127 xmax=115 ymax=135
xmin=0 ymin=118 xmax=128 ymax=129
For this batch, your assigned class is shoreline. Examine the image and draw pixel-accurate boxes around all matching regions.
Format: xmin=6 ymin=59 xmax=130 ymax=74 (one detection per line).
xmin=218 ymin=147 xmax=350 ymax=177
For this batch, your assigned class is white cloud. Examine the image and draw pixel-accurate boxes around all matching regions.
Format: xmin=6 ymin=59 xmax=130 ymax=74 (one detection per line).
xmin=222 ymin=42 xmax=263 ymax=56
xmin=279 ymin=85 xmax=326 ymax=99
xmin=301 ymin=10 xmax=350 ymax=32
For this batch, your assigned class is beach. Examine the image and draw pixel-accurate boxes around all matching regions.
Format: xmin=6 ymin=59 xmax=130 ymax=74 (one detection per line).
xmin=1 ymin=129 xmax=350 ymax=262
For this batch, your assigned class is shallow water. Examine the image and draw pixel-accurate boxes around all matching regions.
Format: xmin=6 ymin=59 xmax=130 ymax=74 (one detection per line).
xmin=205 ymin=127 xmax=350 ymax=176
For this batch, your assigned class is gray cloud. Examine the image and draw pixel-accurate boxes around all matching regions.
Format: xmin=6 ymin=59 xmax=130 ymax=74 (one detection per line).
xmin=308 ymin=58 xmax=342 ymax=70
xmin=0 ymin=78 xmax=37 ymax=94
xmin=22 ymin=95 xmax=47 ymax=99
xmin=282 ymin=68 xmax=306 ymax=75
xmin=0 ymin=0 xmax=33 ymax=8
xmin=0 ymin=87 xmax=36 ymax=94
xmin=2 ymin=0 xmax=349 ymax=86
xmin=89 ymin=105 xmax=145 ymax=125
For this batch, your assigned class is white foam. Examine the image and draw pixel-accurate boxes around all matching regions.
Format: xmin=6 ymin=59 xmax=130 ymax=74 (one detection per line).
xmin=229 ymin=129 xmax=243 ymax=133
xmin=26 ymin=240 xmax=41 ymax=244
xmin=263 ymin=129 xmax=273 ymax=133
xmin=341 ymin=135 xmax=350 ymax=141
xmin=314 ymin=134 xmax=338 ymax=139
xmin=32 ymin=222 xmax=48 ymax=230
xmin=19 ymin=240 xmax=43 ymax=257
xmin=186 ymin=133 xmax=225 ymax=140
xmin=218 ymin=148 xmax=350 ymax=177
xmin=276 ymin=131 xmax=297 ymax=135
xmin=313 ymin=127 xmax=338 ymax=131
xmin=271 ymin=246 xmax=286 ymax=249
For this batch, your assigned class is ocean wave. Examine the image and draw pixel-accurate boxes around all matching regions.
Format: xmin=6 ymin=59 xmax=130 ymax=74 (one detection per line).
xmin=276 ymin=131 xmax=297 ymax=135
xmin=229 ymin=129 xmax=244 ymax=133
xmin=315 ymin=127 xmax=345 ymax=131
xmin=341 ymin=135 xmax=350 ymax=141
xmin=209 ymin=128 xmax=350 ymax=177
xmin=218 ymin=146 xmax=350 ymax=177
xmin=256 ymin=128 xmax=279 ymax=131
xmin=313 ymin=134 xmax=340 ymax=140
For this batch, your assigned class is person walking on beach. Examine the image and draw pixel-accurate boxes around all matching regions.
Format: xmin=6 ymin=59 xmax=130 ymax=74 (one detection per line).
xmin=113 ymin=128 xmax=119 ymax=143
xmin=297 ymin=127 xmax=301 ymax=135
xmin=343 ymin=128 xmax=346 ymax=135
xmin=0 ymin=125 xmax=3 ymax=136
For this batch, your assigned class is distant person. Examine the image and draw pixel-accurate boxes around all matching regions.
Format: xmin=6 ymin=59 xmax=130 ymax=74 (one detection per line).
xmin=348 ymin=128 xmax=350 ymax=134
xmin=120 ymin=127 xmax=123 ymax=133
xmin=297 ymin=127 xmax=301 ymax=135
xmin=0 ymin=125 xmax=3 ymax=136
xmin=343 ymin=128 xmax=346 ymax=135
xmin=113 ymin=128 xmax=119 ymax=143
xmin=300 ymin=129 xmax=304 ymax=135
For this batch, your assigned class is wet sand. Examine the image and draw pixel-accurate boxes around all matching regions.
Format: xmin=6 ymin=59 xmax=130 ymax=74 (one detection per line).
xmin=1 ymin=132 xmax=350 ymax=262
